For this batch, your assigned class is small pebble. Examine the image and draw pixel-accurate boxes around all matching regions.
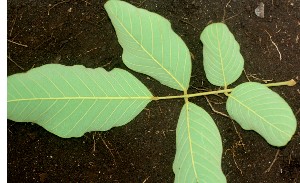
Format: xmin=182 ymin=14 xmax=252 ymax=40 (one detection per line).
xmin=255 ymin=2 xmax=265 ymax=18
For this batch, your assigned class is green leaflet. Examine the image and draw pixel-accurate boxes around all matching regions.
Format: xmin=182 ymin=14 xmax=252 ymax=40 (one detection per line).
xmin=7 ymin=64 xmax=152 ymax=138
xmin=226 ymin=82 xmax=297 ymax=146
xmin=105 ymin=0 xmax=191 ymax=91
xmin=173 ymin=102 xmax=226 ymax=183
xmin=200 ymin=23 xmax=244 ymax=87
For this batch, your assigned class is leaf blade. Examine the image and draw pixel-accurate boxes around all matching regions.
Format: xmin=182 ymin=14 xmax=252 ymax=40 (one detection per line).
xmin=105 ymin=0 xmax=191 ymax=91
xmin=173 ymin=102 xmax=226 ymax=183
xmin=226 ymin=82 xmax=297 ymax=146
xmin=200 ymin=23 xmax=244 ymax=87
xmin=8 ymin=64 xmax=153 ymax=138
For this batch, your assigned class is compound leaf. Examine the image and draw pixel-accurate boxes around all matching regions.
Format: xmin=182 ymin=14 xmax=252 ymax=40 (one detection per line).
xmin=226 ymin=82 xmax=297 ymax=146
xmin=200 ymin=23 xmax=244 ymax=87
xmin=105 ymin=0 xmax=191 ymax=91
xmin=7 ymin=64 xmax=153 ymax=138
xmin=173 ymin=102 xmax=226 ymax=183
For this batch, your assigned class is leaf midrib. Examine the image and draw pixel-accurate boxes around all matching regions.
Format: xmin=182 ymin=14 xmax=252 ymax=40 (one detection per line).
xmin=185 ymin=102 xmax=199 ymax=181
xmin=216 ymin=26 xmax=227 ymax=87
xmin=229 ymin=95 xmax=290 ymax=137
xmin=8 ymin=96 xmax=153 ymax=103
xmin=108 ymin=7 xmax=186 ymax=91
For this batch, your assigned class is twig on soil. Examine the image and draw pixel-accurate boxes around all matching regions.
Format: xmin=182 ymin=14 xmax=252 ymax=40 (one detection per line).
xmin=225 ymin=141 xmax=243 ymax=175
xmin=225 ymin=120 xmax=245 ymax=175
xmin=48 ymin=0 xmax=70 ymax=16
xmin=31 ymin=64 xmax=35 ymax=69
xmin=204 ymin=96 xmax=230 ymax=118
xmin=142 ymin=176 xmax=150 ymax=183
xmin=7 ymin=126 xmax=12 ymax=134
xmin=7 ymin=55 xmax=24 ymax=70
xmin=8 ymin=39 xmax=28 ymax=47
xmin=288 ymin=150 xmax=292 ymax=165
xmin=264 ymin=30 xmax=282 ymax=61
xmin=262 ymin=79 xmax=273 ymax=83
xmin=125 ymin=0 xmax=145 ymax=7
xmin=9 ymin=15 xmax=17 ymax=37
xmin=222 ymin=0 xmax=244 ymax=23
xmin=222 ymin=0 xmax=232 ymax=22
xmin=190 ymin=51 xmax=195 ymax=60
xmin=247 ymin=74 xmax=261 ymax=81
xmin=92 ymin=133 xmax=96 ymax=152
xmin=264 ymin=149 xmax=280 ymax=173
xmin=137 ymin=0 xmax=147 ymax=7
xmin=86 ymin=46 xmax=100 ymax=53
xmin=243 ymin=70 xmax=251 ymax=82
xmin=231 ymin=120 xmax=245 ymax=151
xmin=243 ymin=70 xmax=273 ymax=83
xmin=233 ymin=150 xmax=243 ymax=174
xmin=101 ymin=60 xmax=112 ymax=68
xmin=223 ymin=13 xmax=243 ymax=22
xmin=99 ymin=133 xmax=117 ymax=166
xmin=180 ymin=19 xmax=200 ymax=31
xmin=250 ymin=75 xmax=273 ymax=83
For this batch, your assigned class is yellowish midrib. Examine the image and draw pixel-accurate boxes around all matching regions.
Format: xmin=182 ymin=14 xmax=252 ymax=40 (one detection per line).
xmin=185 ymin=100 xmax=199 ymax=181
xmin=8 ymin=96 xmax=153 ymax=103
xmin=229 ymin=95 xmax=289 ymax=137
xmin=110 ymin=9 xmax=185 ymax=91
xmin=216 ymin=28 xmax=227 ymax=87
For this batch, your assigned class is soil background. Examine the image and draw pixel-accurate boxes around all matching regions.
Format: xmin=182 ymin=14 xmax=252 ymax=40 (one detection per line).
xmin=7 ymin=0 xmax=300 ymax=182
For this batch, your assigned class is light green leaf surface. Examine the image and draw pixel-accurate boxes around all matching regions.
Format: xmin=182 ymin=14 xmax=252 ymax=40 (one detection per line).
xmin=226 ymin=82 xmax=296 ymax=146
xmin=200 ymin=23 xmax=244 ymax=87
xmin=7 ymin=64 xmax=152 ymax=138
xmin=105 ymin=0 xmax=191 ymax=91
xmin=173 ymin=102 xmax=226 ymax=183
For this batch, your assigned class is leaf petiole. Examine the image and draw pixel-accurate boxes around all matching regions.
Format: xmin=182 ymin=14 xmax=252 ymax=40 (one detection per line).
xmin=264 ymin=79 xmax=296 ymax=87
xmin=153 ymin=79 xmax=296 ymax=100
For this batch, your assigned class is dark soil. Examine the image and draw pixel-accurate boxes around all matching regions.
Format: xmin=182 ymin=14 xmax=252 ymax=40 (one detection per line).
xmin=7 ymin=0 xmax=300 ymax=182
